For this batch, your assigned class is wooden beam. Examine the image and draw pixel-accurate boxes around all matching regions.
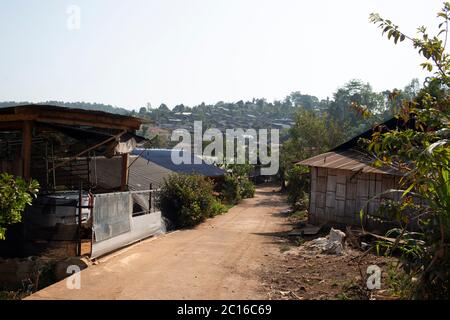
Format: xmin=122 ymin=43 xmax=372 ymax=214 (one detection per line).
xmin=30 ymin=109 xmax=140 ymax=130
xmin=0 ymin=114 xmax=37 ymax=122
xmin=120 ymin=153 xmax=129 ymax=191
xmin=0 ymin=121 xmax=23 ymax=130
xmin=48 ymin=130 xmax=127 ymax=172
xmin=22 ymin=121 xmax=33 ymax=181
xmin=39 ymin=111 xmax=141 ymax=130
xmin=37 ymin=118 xmax=136 ymax=130
xmin=1 ymin=109 xmax=141 ymax=130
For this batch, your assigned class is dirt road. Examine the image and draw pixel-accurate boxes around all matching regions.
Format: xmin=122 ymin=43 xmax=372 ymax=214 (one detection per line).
xmin=28 ymin=185 xmax=290 ymax=300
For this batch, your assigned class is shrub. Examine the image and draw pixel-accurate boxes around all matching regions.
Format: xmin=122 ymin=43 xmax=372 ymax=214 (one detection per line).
xmin=221 ymin=174 xmax=241 ymax=205
xmin=286 ymin=165 xmax=310 ymax=210
xmin=0 ymin=173 xmax=39 ymax=240
xmin=220 ymin=163 xmax=256 ymax=203
xmin=159 ymin=174 xmax=217 ymax=228
xmin=240 ymin=178 xmax=255 ymax=199
xmin=210 ymin=198 xmax=227 ymax=217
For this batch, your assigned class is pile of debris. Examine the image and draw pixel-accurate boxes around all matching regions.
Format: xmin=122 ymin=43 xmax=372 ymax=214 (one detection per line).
xmin=307 ymin=228 xmax=347 ymax=255
xmin=287 ymin=221 xmax=411 ymax=256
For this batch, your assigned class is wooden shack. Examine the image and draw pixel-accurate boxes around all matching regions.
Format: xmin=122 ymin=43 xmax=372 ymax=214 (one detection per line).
xmin=298 ymin=149 xmax=402 ymax=228
xmin=297 ymin=117 xmax=412 ymax=230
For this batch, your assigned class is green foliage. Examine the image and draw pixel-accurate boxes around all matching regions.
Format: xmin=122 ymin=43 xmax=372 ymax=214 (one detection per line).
xmin=286 ymin=165 xmax=310 ymax=210
xmin=330 ymin=80 xmax=388 ymax=131
xmin=221 ymin=174 xmax=242 ymax=205
xmin=159 ymin=174 xmax=219 ymax=228
xmin=366 ymin=2 xmax=450 ymax=299
xmin=221 ymin=163 xmax=255 ymax=203
xmin=385 ymin=262 xmax=416 ymax=299
xmin=210 ymin=199 xmax=228 ymax=217
xmin=280 ymin=109 xmax=347 ymax=187
xmin=240 ymin=178 xmax=255 ymax=199
xmin=0 ymin=173 xmax=39 ymax=240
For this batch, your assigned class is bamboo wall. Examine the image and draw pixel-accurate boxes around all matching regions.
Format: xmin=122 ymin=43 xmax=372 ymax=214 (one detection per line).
xmin=309 ymin=167 xmax=401 ymax=228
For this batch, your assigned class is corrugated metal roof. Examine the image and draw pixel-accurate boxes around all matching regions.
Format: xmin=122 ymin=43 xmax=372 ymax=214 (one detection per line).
xmin=90 ymin=156 xmax=173 ymax=191
xmin=91 ymin=150 xmax=225 ymax=192
xmin=297 ymin=148 xmax=401 ymax=175
xmin=128 ymin=157 xmax=174 ymax=190
xmin=132 ymin=148 xmax=225 ymax=177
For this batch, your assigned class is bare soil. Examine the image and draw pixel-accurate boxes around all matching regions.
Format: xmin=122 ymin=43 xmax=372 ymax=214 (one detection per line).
xmin=260 ymin=237 xmax=397 ymax=300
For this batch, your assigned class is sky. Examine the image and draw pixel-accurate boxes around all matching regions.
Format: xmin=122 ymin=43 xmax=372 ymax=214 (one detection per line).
xmin=0 ymin=0 xmax=445 ymax=110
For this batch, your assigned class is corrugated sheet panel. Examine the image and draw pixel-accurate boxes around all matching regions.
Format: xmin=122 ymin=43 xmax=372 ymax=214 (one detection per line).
xmin=90 ymin=156 xmax=173 ymax=191
xmin=128 ymin=157 xmax=174 ymax=190
xmin=297 ymin=149 xmax=401 ymax=175
xmin=132 ymin=148 xmax=226 ymax=177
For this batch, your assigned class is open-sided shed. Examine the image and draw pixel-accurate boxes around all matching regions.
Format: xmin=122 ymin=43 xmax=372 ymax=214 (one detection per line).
xmin=0 ymin=104 xmax=145 ymax=190
xmin=0 ymin=104 xmax=164 ymax=258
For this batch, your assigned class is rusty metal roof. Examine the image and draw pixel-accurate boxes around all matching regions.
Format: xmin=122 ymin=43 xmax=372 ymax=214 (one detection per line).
xmin=297 ymin=148 xmax=401 ymax=175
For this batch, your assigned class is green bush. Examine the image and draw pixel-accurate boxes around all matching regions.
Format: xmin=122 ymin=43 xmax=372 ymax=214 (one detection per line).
xmin=159 ymin=174 xmax=218 ymax=228
xmin=0 ymin=173 xmax=39 ymax=240
xmin=286 ymin=165 xmax=310 ymax=210
xmin=221 ymin=174 xmax=241 ymax=205
xmin=210 ymin=198 xmax=227 ymax=217
xmin=240 ymin=178 xmax=255 ymax=199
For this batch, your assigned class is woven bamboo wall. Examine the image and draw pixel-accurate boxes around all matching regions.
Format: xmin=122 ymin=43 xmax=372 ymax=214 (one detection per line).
xmin=309 ymin=167 xmax=401 ymax=227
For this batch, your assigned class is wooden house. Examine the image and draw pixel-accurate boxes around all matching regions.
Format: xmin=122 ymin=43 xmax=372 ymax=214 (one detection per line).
xmin=298 ymin=118 xmax=412 ymax=230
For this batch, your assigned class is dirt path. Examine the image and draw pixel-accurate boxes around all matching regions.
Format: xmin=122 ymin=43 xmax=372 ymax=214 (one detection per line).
xmin=28 ymin=185 xmax=290 ymax=300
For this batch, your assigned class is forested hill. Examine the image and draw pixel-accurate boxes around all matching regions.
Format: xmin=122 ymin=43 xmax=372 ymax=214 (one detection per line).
xmin=0 ymin=78 xmax=420 ymax=141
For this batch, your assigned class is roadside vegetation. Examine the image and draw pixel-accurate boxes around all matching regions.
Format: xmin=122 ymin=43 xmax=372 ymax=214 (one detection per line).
xmin=285 ymin=165 xmax=309 ymax=212
xmin=158 ymin=174 xmax=225 ymax=229
xmin=159 ymin=165 xmax=256 ymax=229
xmin=221 ymin=163 xmax=255 ymax=205
xmin=0 ymin=173 xmax=39 ymax=240
xmin=361 ymin=3 xmax=450 ymax=299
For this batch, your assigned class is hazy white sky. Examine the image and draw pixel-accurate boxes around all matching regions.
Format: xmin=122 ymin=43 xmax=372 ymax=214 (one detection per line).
xmin=0 ymin=0 xmax=444 ymax=109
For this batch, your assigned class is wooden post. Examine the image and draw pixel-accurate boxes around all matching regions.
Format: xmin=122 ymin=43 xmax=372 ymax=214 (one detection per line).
xmin=149 ymin=183 xmax=153 ymax=213
xmin=120 ymin=153 xmax=129 ymax=191
xmin=22 ymin=121 xmax=33 ymax=181
xmin=78 ymin=182 xmax=83 ymax=256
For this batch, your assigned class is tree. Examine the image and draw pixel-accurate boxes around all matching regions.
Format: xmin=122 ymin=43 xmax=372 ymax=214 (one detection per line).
xmin=147 ymin=134 xmax=168 ymax=148
xmin=288 ymin=91 xmax=320 ymax=110
xmin=283 ymin=109 xmax=345 ymax=161
xmin=328 ymin=80 xmax=386 ymax=136
xmin=173 ymin=104 xmax=186 ymax=113
xmin=366 ymin=2 xmax=450 ymax=298
xmin=0 ymin=173 xmax=39 ymax=240
xmin=158 ymin=103 xmax=169 ymax=111
xmin=280 ymin=109 xmax=346 ymax=189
